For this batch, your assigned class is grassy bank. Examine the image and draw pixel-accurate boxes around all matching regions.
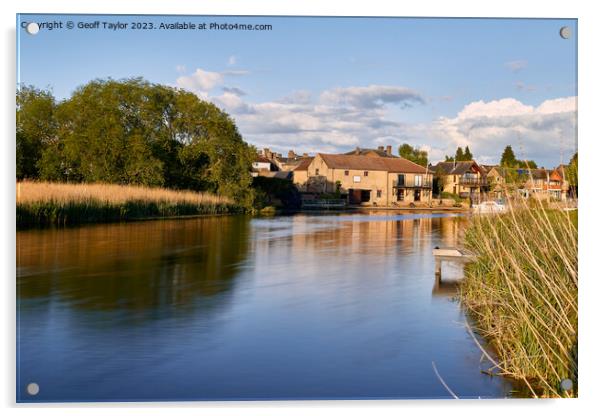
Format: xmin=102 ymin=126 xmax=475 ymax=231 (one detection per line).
xmin=460 ymin=199 xmax=577 ymax=397
xmin=17 ymin=181 xmax=242 ymax=228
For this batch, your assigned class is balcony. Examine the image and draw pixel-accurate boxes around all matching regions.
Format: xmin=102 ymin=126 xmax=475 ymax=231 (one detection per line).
xmin=393 ymin=180 xmax=432 ymax=189
xmin=458 ymin=177 xmax=488 ymax=186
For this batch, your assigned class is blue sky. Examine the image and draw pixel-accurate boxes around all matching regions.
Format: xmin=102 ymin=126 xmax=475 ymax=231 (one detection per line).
xmin=17 ymin=15 xmax=577 ymax=167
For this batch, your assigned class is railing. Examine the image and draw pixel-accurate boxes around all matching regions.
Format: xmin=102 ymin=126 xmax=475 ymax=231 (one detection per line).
xmin=393 ymin=180 xmax=432 ymax=189
xmin=458 ymin=177 xmax=488 ymax=186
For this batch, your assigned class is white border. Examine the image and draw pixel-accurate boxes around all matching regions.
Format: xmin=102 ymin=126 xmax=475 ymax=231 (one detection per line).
xmin=2 ymin=1 xmax=600 ymax=415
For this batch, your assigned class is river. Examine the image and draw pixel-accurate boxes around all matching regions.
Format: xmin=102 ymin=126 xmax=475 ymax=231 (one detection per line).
xmin=16 ymin=212 xmax=515 ymax=401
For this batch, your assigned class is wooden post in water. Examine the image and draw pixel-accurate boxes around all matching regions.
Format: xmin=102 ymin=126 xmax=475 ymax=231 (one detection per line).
xmin=435 ymin=258 xmax=442 ymax=284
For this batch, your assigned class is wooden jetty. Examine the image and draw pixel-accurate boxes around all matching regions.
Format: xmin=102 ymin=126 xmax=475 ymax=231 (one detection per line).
xmin=432 ymin=246 xmax=476 ymax=282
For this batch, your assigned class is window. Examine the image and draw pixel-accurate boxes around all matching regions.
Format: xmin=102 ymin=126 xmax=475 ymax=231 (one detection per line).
xmin=344 ymin=170 xmax=349 ymax=176
xmin=414 ymin=175 xmax=423 ymax=187
xmin=353 ymin=175 xmax=361 ymax=183
xmin=377 ymin=190 xmax=382 ymax=198
xmin=315 ymin=169 xmax=319 ymax=175
xmin=397 ymin=189 xmax=404 ymax=201
xmin=397 ymin=174 xmax=405 ymax=186
xmin=364 ymin=171 xmax=369 ymax=177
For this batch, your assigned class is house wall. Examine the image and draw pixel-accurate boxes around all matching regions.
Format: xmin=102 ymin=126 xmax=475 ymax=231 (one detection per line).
xmin=300 ymin=156 xmax=432 ymax=206
xmin=252 ymin=161 xmax=272 ymax=171
xmin=292 ymin=170 xmax=308 ymax=190
xmin=441 ymin=172 xmax=486 ymax=197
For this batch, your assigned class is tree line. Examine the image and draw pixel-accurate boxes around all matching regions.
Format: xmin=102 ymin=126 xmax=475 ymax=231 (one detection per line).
xmin=16 ymin=78 xmax=256 ymax=207
xmin=444 ymin=146 xmax=474 ymax=162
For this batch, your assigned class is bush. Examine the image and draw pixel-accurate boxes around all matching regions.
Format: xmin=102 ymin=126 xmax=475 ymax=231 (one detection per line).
xmin=251 ymin=176 xmax=301 ymax=210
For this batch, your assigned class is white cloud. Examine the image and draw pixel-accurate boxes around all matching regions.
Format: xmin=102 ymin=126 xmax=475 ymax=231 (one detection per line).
xmin=173 ymin=68 xmax=576 ymax=167
xmin=175 ymin=67 xmax=251 ymax=96
xmin=412 ymin=96 xmax=577 ymax=166
xmin=221 ymin=86 xmax=247 ymax=97
xmin=228 ymin=55 xmax=237 ymax=66
xmin=320 ymin=85 xmax=424 ymax=109
xmin=175 ymin=65 xmax=187 ymax=74
xmin=176 ymin=68 xmax=223 ymax=92
xmin=456 ymin=98 xmax=534 ymax=119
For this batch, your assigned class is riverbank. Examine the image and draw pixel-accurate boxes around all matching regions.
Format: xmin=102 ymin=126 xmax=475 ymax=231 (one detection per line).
xmin=16 ymin=181 xmax=242 ymax=229
xmin=459 ymin=201 xmax=578 ymax=397
xmin=351 ymin=205 xmax=467 ymax=212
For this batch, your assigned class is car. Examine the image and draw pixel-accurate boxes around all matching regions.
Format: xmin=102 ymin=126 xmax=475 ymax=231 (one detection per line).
xmin=472 ymin=200 xmax=507 ymax=214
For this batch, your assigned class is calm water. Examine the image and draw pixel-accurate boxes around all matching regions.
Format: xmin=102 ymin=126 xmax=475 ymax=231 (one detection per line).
xmin=17 ymin=212 xmax=515 ymax=402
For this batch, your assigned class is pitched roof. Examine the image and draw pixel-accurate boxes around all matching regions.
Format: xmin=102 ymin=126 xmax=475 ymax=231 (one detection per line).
xmin=343 ymin=148 xmax=397 ymax=158
xmin=293 ymin=157 xmax=314 ymax=171
xmin=524 ymin=169 xmax=548 ymax=180
xmin=432 ymin=161 xmax=485 ymax=175
xmin=317 ymin=153 xmax=427 ymax=174
xmin=254 ymin=155 xmax=272 ymax=163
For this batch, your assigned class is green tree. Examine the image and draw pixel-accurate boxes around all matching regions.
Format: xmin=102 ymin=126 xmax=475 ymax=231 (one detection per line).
xmin=38 ymin=78 xmax=164 ymax=185
xmin=34 ymin=78 xmax=256 ymax=207
xmin=500 ymin=145 xmax=518 ymax=167
xmin=398 ymin=143 xmax=428 ymax=167
xmin=16 ymin=86 xmax=57 ymax=179
xmin=516 ymin=160 xmax=538 ymax=169
xmin=463 ymin=146 xmax=473 ymax=161
xmin=565 ymin=152 xmax=578 ymax=197
xmin=433 ymin=165 xmax=446 ymax=198
xmin=455 ymin=146 xmax=464 ymax=162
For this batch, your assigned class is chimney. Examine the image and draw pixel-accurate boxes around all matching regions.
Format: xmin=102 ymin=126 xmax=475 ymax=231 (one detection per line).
xmin=378 ymin=145 xmax=384 ymax=151
xmin=288 ymin=150 xmax=295 ymax=159
xmin=355 ymin=146 xmax=361 ymax=155
xmin=386 ymin=145 xmax=392 ymax=155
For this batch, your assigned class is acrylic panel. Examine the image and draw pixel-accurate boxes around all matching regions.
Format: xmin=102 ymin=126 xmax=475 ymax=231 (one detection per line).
xmin=16 ymin=14 xmax=578 ymax=402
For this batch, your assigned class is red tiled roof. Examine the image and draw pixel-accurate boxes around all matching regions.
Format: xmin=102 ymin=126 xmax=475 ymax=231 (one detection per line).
xmin=293 ymin=157 xmax=314 ymax=171
xmin=317 ymin=153 xmax=427 ymax=174
xmin=255 ymin=155 xmax=272 ymax=163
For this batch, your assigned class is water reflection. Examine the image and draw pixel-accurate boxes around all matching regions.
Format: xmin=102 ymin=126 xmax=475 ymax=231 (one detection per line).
xmin=17 ymin=212 xmax=515 ymax=402
xmin=17 ymin=217 xmax=250 ymax=320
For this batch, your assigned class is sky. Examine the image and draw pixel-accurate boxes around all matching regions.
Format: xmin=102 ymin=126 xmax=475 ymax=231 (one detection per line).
xmin=17 ymin=14 xmax=577 ymax=168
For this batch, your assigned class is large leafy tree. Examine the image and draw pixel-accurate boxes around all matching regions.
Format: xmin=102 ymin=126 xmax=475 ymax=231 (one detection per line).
xmin=16 ymin=86 xmax=57 ymax=179
xmin=39 ymin=78 xmax=165 ymax=185
xmin=28 ymin=78 xmax=255 ymax=206
xmin=398 ymin=143 xmax=428 ymax=167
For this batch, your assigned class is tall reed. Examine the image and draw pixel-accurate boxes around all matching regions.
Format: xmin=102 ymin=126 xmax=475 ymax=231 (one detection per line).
xmin=17 ymin=181 xmax=241 ymax=228
xmin=460 ymin=194 xmax=577 ymax=397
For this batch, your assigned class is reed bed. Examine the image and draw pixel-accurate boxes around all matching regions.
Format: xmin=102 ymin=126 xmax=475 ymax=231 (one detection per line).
xmin=17 ymin=181 xmax=240 ymax=228
xmin=460 ymin=194 xmax=577 ymax=397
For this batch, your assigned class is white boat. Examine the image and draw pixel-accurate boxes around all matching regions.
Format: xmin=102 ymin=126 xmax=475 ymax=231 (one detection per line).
xmin=472 ymin=200 xmax=507 ymax=214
